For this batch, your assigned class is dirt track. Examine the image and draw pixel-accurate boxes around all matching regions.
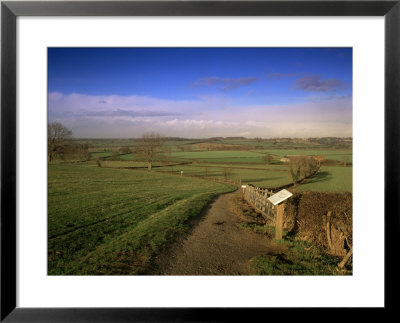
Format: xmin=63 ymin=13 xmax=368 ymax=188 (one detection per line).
xmin=150 ymin=191 xmax=284 ymax=275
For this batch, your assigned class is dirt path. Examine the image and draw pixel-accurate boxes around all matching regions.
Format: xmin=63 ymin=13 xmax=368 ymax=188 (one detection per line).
xmin=150 ymin=191 xmax=284 ymax=275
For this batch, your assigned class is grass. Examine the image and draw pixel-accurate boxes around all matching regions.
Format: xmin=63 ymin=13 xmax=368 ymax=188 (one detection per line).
xmin=169 ymin=150 xmax=266 ymax=163
xmin=48 ymin=164 xmax=235 ymax=275
xmin=239 ymin=222 xmax=276 ymax=236
xmin=90 ymin=151 xmax=112 ymax=159
xmin=297 ymin=165 xmax=352 ymax=192
xmin=250 ymin=237 xmax=347 ymax=275
xmin=91 ymin=159 xmax=352 ymax=193
xmin=156 ymin=163 xmax=292 ymax=188
xmin=156 ymin=161 xmax=352 ymax=192
xmin=253 ymin=148 xmax=353 ymax=162
xmin=95 ymin=160 xmax=147 ymax=168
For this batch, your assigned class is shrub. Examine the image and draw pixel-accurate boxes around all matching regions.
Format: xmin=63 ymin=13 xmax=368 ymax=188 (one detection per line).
xmin=110 ymin=150 xmax=120 ymax=161
xmin=77 ymin=149 xmax=91 ymax=161
xmin=284 ymin=192 xmax=352 ymax=256
xmin=94 ymin=157 xmax=102 ymax=167
xmin=119 ymin=146 xmax=131 ymax=154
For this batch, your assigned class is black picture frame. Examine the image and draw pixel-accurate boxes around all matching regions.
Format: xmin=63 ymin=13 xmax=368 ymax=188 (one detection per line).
xmin=1 ymin=1 xmax=399 ymax=321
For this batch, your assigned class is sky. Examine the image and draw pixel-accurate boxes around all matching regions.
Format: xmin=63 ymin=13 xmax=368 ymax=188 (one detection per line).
xmin=48 ymin=48 xmax=352 ymax=138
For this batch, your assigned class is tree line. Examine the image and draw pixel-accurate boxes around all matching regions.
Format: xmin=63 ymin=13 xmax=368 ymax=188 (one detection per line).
xmin=48 ymin=122 xmax=165 ymax=170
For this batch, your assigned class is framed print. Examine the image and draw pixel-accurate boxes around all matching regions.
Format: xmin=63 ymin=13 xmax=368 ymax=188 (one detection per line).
xmin=1 ymin=0 xmax=399 ymax=321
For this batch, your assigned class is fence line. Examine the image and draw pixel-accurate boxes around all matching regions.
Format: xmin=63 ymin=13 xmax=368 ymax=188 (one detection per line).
xmin=243 ymin=185 xmax=277 ymax=220
xmin=162 ymin=170 xmax=242 ymax=187
xmin=243 ymin=165 xmax=321 ymax=221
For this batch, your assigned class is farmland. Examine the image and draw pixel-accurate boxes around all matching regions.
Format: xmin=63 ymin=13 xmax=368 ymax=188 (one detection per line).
xmin=48 ymin=164 xmax=235 ymax=274
xmin=49 ymin=137 xmax=352 ymax=275
xmin=82 ymin=137 xmax=352 ymax=192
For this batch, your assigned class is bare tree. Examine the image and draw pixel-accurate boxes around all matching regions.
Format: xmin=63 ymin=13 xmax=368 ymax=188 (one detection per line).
xmin=48 ymin=122 xmax=72 ymax=162
xmin=302 ymin=157 xmax=317 ymax=177
xmin=135 ymin=132 xmax=165 ymax=171
xmin=289 ymin=156 xmax=317 ymax=184
xmin=119 ymin=146 xmax=131 ymax=155
xmin=77 ymin=143 xmax=91 ymax=161
xmin=263 ymin=153 xmax=273 ymax=165
xmin=94 ymin=157 xmax=102 ymax=167
xmin=110 ymin=150 xmax=120 ymax=161
xmin=289 ymin=157 xmax=302 ymax=184
xmin=160 ymin=146 xmax=172 ymax=165
xmin=342 ymin=155 xmax=349 ymax=167
xmin=223 ymin=167 xmax=233 ymax=180
xmin=314 ymin=155 xmax=325 ymax=167
xmin=204 ymin=166 xmax=209 ymax=178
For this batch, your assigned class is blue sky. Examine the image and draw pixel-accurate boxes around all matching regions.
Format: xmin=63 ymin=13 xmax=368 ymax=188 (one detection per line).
xmin=48 ymin=48 xmax=352 ymax=138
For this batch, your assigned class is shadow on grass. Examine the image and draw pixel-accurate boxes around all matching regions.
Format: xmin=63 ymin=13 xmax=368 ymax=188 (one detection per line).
xmin=245 ymin=176 xmax=284 ymax=183
xmin=303 ymin=171 xmax=331 ymax=184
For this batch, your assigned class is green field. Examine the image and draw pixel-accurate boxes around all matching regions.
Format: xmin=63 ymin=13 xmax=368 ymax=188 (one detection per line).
xmin=297 ymin=165 xmax=352 ymax=192
xmin=48 ymin=164 xmax=235 ymax=274
xmin=155 ymin=163 xmax=292 ymax=188
xmin=83 ymin=139 xmax=352 ymax=192
xmin=90 ymin=151 xmax=112 ymax=159
xmin=171 ymin=150 xmax=262 ymax=158
xmin=263 ymin=149 xmax=352 ymax=162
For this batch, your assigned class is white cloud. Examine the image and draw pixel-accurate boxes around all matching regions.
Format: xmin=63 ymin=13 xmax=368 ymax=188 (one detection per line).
xmin=48 ymin=92 xmax=352 ymax=138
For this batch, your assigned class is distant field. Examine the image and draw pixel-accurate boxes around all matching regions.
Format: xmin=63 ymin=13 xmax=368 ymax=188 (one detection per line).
xmin=253 ymin=149 xmax=353 ymax=162
xmin=80 ymin=138 xmax=351 ymax=151
xmin=92 ymin=160 xmax=149 ymax=168
xmin=48 ymin=164 xmax=235 ymax=275
xmin=154 ymin=163 xmax=352 ymax=193
xmin=92 ymin=149 xmax=352 ymax=165
xmin=171 ymin=150 xmax=263 ymax=159
xmin=156 ymin=163 xmax=292 ymax=188
xmin=85 ymin=143 xmax=352 ymax=193
xmin=117 ymin=153 xmax=132 ymax=160
xmin=90 ymin=151 xmax=112 ymax=159
xmin=170 ymin=150 xmax=265 ymax=164
xmin=92 ymin=149 xmax=267 ymax=163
